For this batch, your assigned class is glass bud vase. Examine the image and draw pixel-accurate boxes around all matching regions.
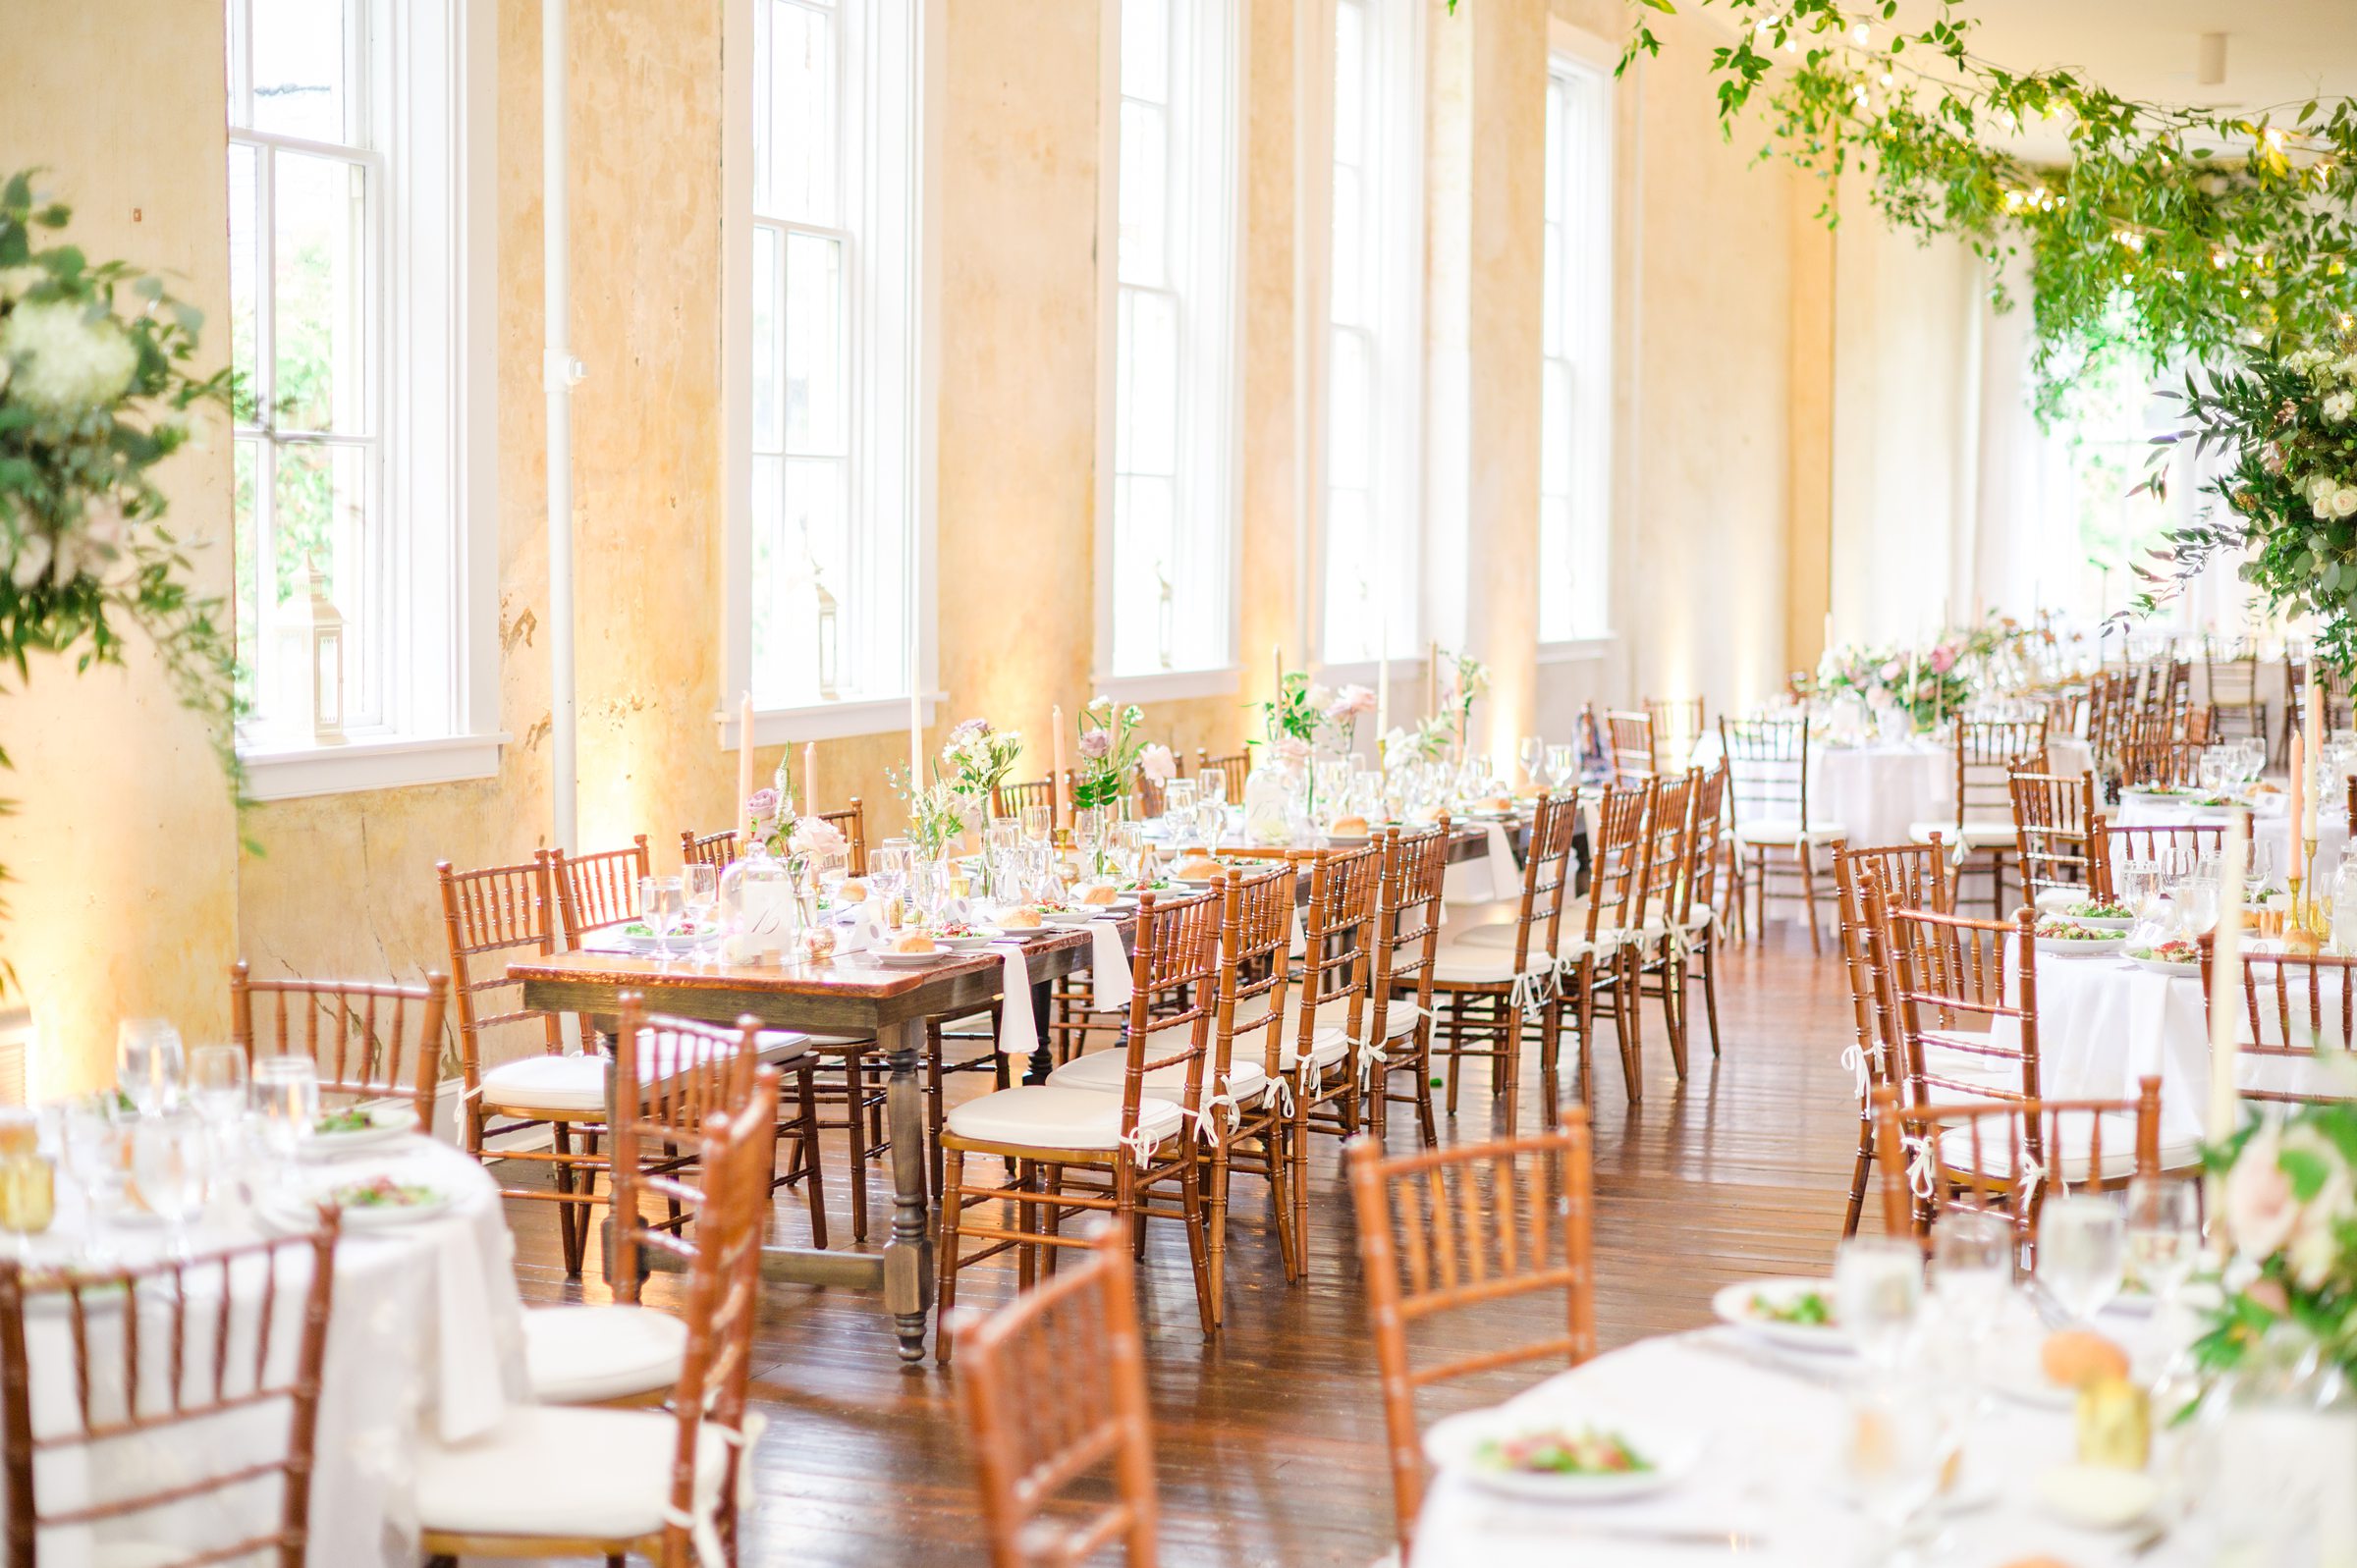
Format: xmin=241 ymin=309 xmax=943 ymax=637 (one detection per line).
xmin=719 ymin=841 xmax=799 ymax=964
xmin=1243 ymin=762 xmax=1298 ymax=847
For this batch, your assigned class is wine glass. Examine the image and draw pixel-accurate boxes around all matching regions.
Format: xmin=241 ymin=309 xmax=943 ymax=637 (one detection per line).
xmin=60 ymin=1100 xmax=131 ymax=1241
xmin=2038 ymin=1194 xmax=2126 ymax=1325
xmin=1162 ymin=777 xmax=1197 ymax=838
xmin=2124 ymin=1176 xmax=2201 ymax=1308
xmin=1545 ymin=744 xmax=1577 ymax=792
xmin=1517 ymin=734 xmax=1545 ymax=788
xmin=1931 ymin=1210 xmax=2013 ymax=1319
xmin=116 ymin=1018 xmax=185 ymax=1115
xmin=251 ymin=1054 xmax=321 ymax=1177
xmin=639 ymin=875 xmax=684 ymax=968
xmin=1018 ymin=804 xmax=1053 ymax=845
xmin=1196 ymin=770 xmax=1227 ymax=811
xmin=1196 ymin=798 xmax=1225 ymax=856
xmin=187 ymin=1045 xmax=249 ymax=1128
xmin=1835 ymin=1235 xmax=1925 ymax=1370
xmin=132 ymin=1110 xmax=208 ymax=1260
xmin=1842 ymin=1376 xmax=1952 ymax=1564
xmin=683 ymin=863 xmax=721 ymax=948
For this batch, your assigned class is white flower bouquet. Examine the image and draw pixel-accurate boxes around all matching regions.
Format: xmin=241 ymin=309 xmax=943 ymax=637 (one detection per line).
xmin=2200 ymin=1101 xmax=2357 ymax=1385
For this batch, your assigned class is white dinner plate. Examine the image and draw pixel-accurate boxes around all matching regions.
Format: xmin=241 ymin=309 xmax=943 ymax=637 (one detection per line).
xmin=298 ymin=1103 xmax=420 ymax=1161
xmin=1322 ymin=833 xmax=1373 ymax=846
xmin=1041 ymin=907 xmax=1102 ymax=926
xmin=266 ymin=1182 xmax=455 ymax=1231
xmin=1711 ymin=1277 xmax=1847 ymax=1352
xmin=2058 ymin=913 xmax=2136 ymax=932
xmin=2126 ymin=955 xmax=2202 ymax=978
xmin=933 ymin=928 xmax=1004 ymax=952
xmin=2121 ymin=788 xmax=2197 ymax=807
xmin=2034 ymin=1464 xmax=2159 ymax=1531
xmin=873 ymin=948 xmax=959 ymax=967
xmin=2036 ymin=936 xmax=2126 ymax=957
xmin=1422 ymin=1406 xmax=1699 ymax=1504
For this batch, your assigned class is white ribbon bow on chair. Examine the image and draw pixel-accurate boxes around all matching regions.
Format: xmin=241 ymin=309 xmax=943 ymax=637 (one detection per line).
xmin=1901 ymin=1133 xmax=1938 ymax=1201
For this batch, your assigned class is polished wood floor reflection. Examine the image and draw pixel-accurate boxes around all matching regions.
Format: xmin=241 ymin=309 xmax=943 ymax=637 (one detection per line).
xmin=499 ymin=926 xmax=1862 ymax=1566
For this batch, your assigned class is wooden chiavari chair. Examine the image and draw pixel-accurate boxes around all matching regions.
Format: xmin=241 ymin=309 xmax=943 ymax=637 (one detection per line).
xmin=2087 ymin=670 xmax=2135 ymax=778
xmin=687 ymin=800 xmax=871 ymax=877
xmin=229 ymin=961 xmax=447 ymax=1133
xmin=1644 ymin=695 xmax=1707 ymax=774
xmin=1427 ymin=796 xmax=1578 ymax=1134
xmin=524 ymin=998 xmax=816 ymax=1407
xmin=1870 ymin=891 xmax=2041 ymax=1105
xmin=1269 ymin=844 xmax=1385 ymax=1259
xmin=1720 ymin=715 xmax=1844 ymax=952
xmin=548 ymin=835 xmax=653 ymax=948
xmin=953 ymin=1223 xmax=1160 ymax=1568
xmin=1831 ymin=842 xmax=1948 ymax=1238
xmin=1871 ymin=1079 xmax=2174 ymax=1252
xmin=0 ymin=1217 xmax=342 ymax=1568
xmin=1050 ymin=862 xmax=1293 ymax=1318
xmin=1193 ymin=749 xmax=1251 ymax=802
xmin=1627 ymin=771 xmax=1700 ymax=1078
xmin=2198 ymin=949 xmax=2357 ymax=1107
xmin=1911 ymin=718 xmax=2045 ymax=918
xmin=437 ymin=856 xmax=610 ymax=1277
xmin=1605 ymin=710 xmax=1656 ymax=785
xmin=935 ymin=890 xmax=1224 ymax=1362
xmin=2009 ymin=770 xmax=2101 ymax=906
xmin=416 ymin=1065 xmax=777 ymax=1568
xmin=1679 ymin=765 xmax=1731 ymax=1055
xmin=2118 ymin=727 xmax=2202 ymax=790
xmin=992 ymin=775 xmax=1066 ymax=824
xmin=2097 ymin=821 xmax=2225 ymax=900
xmin=680 ymin=827 xmax=735 ymax=871
xmin=1346 ymin=1113 xmax=1596 ymax=1557
xmin=1565 ymin=784 xmax=1649 ymax=1108
xmin=1370 ymin=824 xmax=1450 ymax=1145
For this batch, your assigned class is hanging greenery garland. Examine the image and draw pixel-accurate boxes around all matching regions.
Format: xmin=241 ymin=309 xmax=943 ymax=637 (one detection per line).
xmin=1618 ymin=0 xmax=2357 ymax=420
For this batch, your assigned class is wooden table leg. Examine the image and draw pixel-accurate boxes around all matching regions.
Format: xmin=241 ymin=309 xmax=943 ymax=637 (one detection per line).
xmin=1025 ymin=976 xmax=1055 ymax=1085
xmin=878 ymin=1017 xmax=935 ymax=1364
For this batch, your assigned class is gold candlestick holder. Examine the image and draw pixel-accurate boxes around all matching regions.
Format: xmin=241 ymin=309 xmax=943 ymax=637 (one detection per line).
xmin=2289 ymin=836 xmax=2331 ymax=950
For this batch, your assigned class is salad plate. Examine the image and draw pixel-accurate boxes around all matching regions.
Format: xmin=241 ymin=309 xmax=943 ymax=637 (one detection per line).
xmin=611 ymin=920 xmax=716 ymax=955
xmin=872 ymin=947 xmax=960 ymax=968
xmin=932 ymin=924 xmax=1005 ymax=952
xmin=270 ymin=1174 xmax=453 ymax=1230
xmin=2035 ymin=921 xmax=2125 ymax=957
xmin=2058 ymin=900 xmax=2136 ymax=932
xmin=2125 ymin=941 xmax=2203 ymax=977
xmin=1711 ymin=1277 xmax=1846 ymax=1352
xmin=298 ymin=1103 xmax=420 ymax=1160
xmin=1422 ymin=1406 xmax=1696 ymax=1503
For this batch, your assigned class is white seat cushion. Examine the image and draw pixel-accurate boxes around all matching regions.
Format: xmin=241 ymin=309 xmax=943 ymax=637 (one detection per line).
xmin=1454 ymin=903 xmax=1591 ymax=951
xmin=480 ymin=1054 xmax=608 ymax=1116
xmin=415 ymin=1405 xmax=727 ymax=1540
xmin=1735 ymin=819 xmax=1845 ymax=846
xmin=1937 ymin=1118 xmax=2202 ymax=1184
xmin=1431 ymin=946 xmax=1550 ymax=987
xmin=92 ymin=1548 xmax=187 ymax=1568
xmin=1685 ymin=902 xmax=1715 ymax=932
xmin=944 ymin=1085 xmax=1185 ymax=1151
xmin=1236 ymin=994 xmax=1360 ymax=1066
xmin=746 ymin=1029 xmax=817 ymax=1060
xmin=522 ymin=1303 xmax=688 ymax=1404
xmin=1047 ymin=1048 xmax=1271 ymax=1107
xmin=1910 ymin=820 xmax=2014 ymax=849
xmin=2234 ymin=1051 xmax=2357 ymax=1104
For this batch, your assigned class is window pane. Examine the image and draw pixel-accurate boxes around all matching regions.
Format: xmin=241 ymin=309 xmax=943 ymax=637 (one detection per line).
xmin=1118 ymin=99 xmax=1169 ymax=288
xmin=783 ymin=230 xmax=846 ymax=458
xmin=272 ymin=150 xmax=367 ymax=436
xmin=757 ymin=0 xmax=836 ymax=225
xmin=1539 ymin=493 xmax=1570 ymax=639
xmin=233 ymin=436 xmax=262 ymax=712
xmin=1121 ymin=0 xmax=1170 ymax=103
xmin=1323 ymin=487 xmax=1376 ymax=660
xmin=1544 ymin=80 xmax=1565 ymax=225
xmin=1328 ymin=327 xmax=1371 ymax=492
xmin=1123 ymin=288 xmax=1179 ymax=477
xmin=248 ymin=0 xmax=350 ymax=143
xmin=1541 ymin=358 xmax=1571 ymax=497
xmin=1112 ymin=474 xmax=1176 ymax=673
xmin=1333 ymin=0 xmax=1365 ymax=168
xmin=229 ymin=143 xmax=260 ymax=420
xmin=1542 ymin=221 xmax=1564 ymax=358
xmin=1330 ymin=165 xmax=1365 ymax=328
xmin=751 ymin=455 xmax=850 ymax=702
xmin=270 ymin=441 xmax=373 ymax=722
xmin=751 ymin=225 xmax=782 ymax=454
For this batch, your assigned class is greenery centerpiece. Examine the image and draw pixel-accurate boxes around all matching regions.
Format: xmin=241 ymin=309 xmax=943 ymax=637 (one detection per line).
xmin=1070 ymin=697 xmax=1147 ymax=814
xmin=0 ymin=173 xmax=239 ymax=980
xmin=1438 ymin=648 xmax=1489 ymax=757
xmin=940 ymin=716 xmax=1023 ymax=830
xmin=2199 ymin=1100 xmax=2357 ymax=1390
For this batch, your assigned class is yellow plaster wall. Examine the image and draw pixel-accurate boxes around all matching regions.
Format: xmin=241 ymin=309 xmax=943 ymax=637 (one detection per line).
xmin=0 ymin=0 xmax=240 ymax=1091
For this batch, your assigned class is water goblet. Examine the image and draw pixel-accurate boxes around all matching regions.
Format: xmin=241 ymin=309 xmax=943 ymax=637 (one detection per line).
xmin=1196 ymin=770 xmax=1227 ymax=811
xmin=683 ymin=864 xmax=721 ymax=960
xmin=187 ymin=1044 xmax=250 ymax=1129
xmin=60 ymin=1100 xmax=132 ymax=1240
xmin=1545 ymin=744 xmax=1577 ymax=792
xmin=1018 ymin=804 xmax=1053 ymax=845
xmin=1195 ymin=799 xmax=1225 ymax=856
xmin=2123 ymin=1175 xmax=2201 ymax=1308
xmin=1162 ymin=778 xmax=1197 ymax=836
xmin=1836 ymin=1234 xmax=1925 ymax=1370
xmin=1841 ymin=1375 xmax=1949 ymax=1565
xmin=1517 ymin=734 xmax=1545 ymax=787
xmin=116 ymin=1018 xmax=185 ymax=1116
xmin=132 ymin=1110 xmax=208 ymax=1259
xmin=2037 ymin=1194 xmax=2126 ymax=1325
xmin=639 ymin=875 xmax=684 ymax=968
xmin=251 ymin=1054 xmax=321 ymax=1178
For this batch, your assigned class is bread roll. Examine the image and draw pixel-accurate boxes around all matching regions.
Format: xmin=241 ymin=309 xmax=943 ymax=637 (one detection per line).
xmin=998 ymin=908 xmax=1043 ymax=930
xmin=2040 ymin=1328 xmax=2129 ymax=1388
xmin=836 ymin=878 xmax=869 ymax=903
xmin=1078 ymin=882 xmax=1121 ymax=905
xmin=888 ymin=931 xmax=938 ymax=954
xmin=1476 ymin=795 xmax=1512 ymax=813
xmin=1329 ymin=814 xmax=1368 ymax=837
xmin=1175 ymin=855 xmax=1223 ymax=881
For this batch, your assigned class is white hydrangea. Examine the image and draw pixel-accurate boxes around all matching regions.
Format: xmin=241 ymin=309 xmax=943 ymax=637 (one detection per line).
xmin=2337 ymin=487 xmax=2357 ymax=519
xmin=2326 ymin=390 xmax=2357 ymax=424
xmin=0 ymin=298 xmax=137 ymax=411
xmin=2287 ymin=348 xmax=2331 ymax=375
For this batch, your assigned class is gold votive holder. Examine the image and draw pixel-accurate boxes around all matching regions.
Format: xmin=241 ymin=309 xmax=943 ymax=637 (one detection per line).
xmin=2075 ymin=1376 xmax=2151 ymax=1470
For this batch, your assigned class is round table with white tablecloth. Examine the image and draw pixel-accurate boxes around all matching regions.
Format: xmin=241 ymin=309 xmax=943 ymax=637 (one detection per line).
xmin=2112 ymin=790 xmax=2334 ymax=890
xmin=1692 ymin=733 xmax=2091 ymax=853
xmin=22 ymin=1135 xmax=526 ymax=1565
xmin=1988 ymin=948 xmax=2213 ymax=1147
xmin=1407 ymin=1304 xmax=2337 ymax=1566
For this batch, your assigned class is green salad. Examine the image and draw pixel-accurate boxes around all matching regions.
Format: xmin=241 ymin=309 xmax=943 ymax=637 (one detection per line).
xmin=1475 ymin=1427 xmax=1651 ymax=1477
xmin=330 ymin=1176 xmax=438 ymax=1210
xmin=2067 ymin=899 xmax=2133 ymax=920
xmin=313 ymin=1107 xmax=377 ymax=1135
xmin=1748 ymin=1289 xmax=1835 ymax=1326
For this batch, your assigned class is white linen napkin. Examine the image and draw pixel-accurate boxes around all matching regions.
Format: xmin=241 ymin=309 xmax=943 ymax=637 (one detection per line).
xmin=431 ymin=1208 xmax=509 ymax=1441
xmin=992 ymin=943 xmax=1037 ymax=1058
xmin=1484 ymin=821 xmax=1521 ymax=901
xmin=1088 ymin=917 xmax=1134 ymax=1015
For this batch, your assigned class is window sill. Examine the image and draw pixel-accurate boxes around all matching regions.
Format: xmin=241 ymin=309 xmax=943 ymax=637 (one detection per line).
xmin=239 ymin=730 xmax=511 ymax=801
xmin=721 ymin=692 xmax=947 ymax=749
xmin=1538 ymin=634 xmax=1618 ymax=666
xmin=1088 ymin=666 xmax=1242 ymax=705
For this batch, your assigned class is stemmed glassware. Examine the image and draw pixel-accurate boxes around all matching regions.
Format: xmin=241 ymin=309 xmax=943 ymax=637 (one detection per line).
xmin=1518 ymin=734 xmax=1545 ymax=789
xmin=2123 ymin=1175 xmax=2201 ymax=1310
xmin=682 ymin=864 xmax=721 ymax=963
xmin=1835 ymin=1234 xmax=1926 ymax=1370
xmin=2037 ymin=1194 xmax=2126 ymax=1325
xmin=116 ymin=1019 xmax=185 ymax=1116
xmin=1545 ymin=744 xmax=1577 ymax=793
xmin=1195 ymin=798 xmax=1226 ymax=857
xmin=1162 ymin=778 xmax=1197 ymax=840
xmin=60 ymin=1101 xmax=132 ymax=1253
xmin=187 ymin=1044 xmax=249 ymax=1128
xmin=251 ymin=1054 xmax=321 ymax=1186
xmin=131 ymin=1110 xmax=208 ymax=1259
xmin=1195 ymin=769 xmax=1227 ymax=813
xmin=639 ymin=875 xmax=684 ymax=968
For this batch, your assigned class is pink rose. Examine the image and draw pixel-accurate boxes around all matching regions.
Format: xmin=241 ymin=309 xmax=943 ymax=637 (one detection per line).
xmin=1271 ymin=735 xmax=1310 ymax=765
xmin=2223 ymin=1127 xmax=2301 ymax=1260
xmin=1077 ymin=730 xmax=1112 ymax=762
xmin=1879 ymin=660 xmax=1904 ymax=682
xmin=1930 ymin=645 xmax=1957 ymax=674
xmin=2245 ymin=1275 xmax=2291 ymax=1315
xmin=1326 ymin=684 xmax=1377 ymax=722
xmin=792 ymin=816 xmax=847 ymax=857
xmin=1140 ymin=743 xmax=1178 ymax=784
xmin=745 ymin=786 xmax=781 ymax=827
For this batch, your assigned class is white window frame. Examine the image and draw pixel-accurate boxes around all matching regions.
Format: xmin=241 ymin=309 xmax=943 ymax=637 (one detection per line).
xmin=1089 ymin=0 xmax=1245 ymax=704
xmin=1540 ymin=21 xmax=1615 ymax=652
xmin=721 ymin=0 xmax=944 ymax=750
xmin=232 ymin=0 xmax=505 ymax=800
xmin=1315 ymin=0 xmax=1424 ymax=671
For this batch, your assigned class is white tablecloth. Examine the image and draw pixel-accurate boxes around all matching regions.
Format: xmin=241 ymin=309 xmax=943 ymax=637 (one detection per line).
xmin=1410 ymin=1316 xmax=2339 ymax=1566
xmin=1693 ymin=736 xmax=2089 ymax=853
xmin=27 ymin=1137 xmax=524 ymax=1565
xmin=2113 ymin=794 xmax=2337 ymax=888
xmin=1990 ymin=953 xmax=2212 ymax=1144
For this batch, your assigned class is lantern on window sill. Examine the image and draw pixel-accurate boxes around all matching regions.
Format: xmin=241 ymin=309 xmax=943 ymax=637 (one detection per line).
xmin=272 ymin=557 xmax=347 ymax=744
xmin=813 ymin=568 xmax=841 ymax=699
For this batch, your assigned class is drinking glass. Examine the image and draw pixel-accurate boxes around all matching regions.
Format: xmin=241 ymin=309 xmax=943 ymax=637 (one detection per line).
xmin=1841 ymin=1378 xmax=1948 ymax=1562
xmin=251 ymin=1054 xmax=321 ymax=1171
xmin=1162 ymin=778 xmax=1197 ymax=838
xmin=2177 ymin=875 xmax=2220 ymax=936
xmin=116 ymin=1018 xmax=185 ymax=1115
xmin=639 ymin=875 xmax=684 ymax=966
xmin=1518 ymin=734 xmax=1545 ymax=787
xmin=1018 ymin=805 xmax=1053 ymax=845
xmin=1932 ymin=1210 xmax=2013 ymax=1320
xmin=0 ymin=1154 xmax=54 ymax=1262
xmin=2124 ymin=1176 xmax=2201 ymax=1307
xmin=2038 ymin=1194 xmax=2126 ymax=1325
xmin=1545 ymin=744 xmax=1577 ymax=791
xmin=682 ymin=864 xmax=721 ymax=957
xmin=1196 ymin=770 xmax=1227 ymax=811
xmin=187 ymin=1044 xmax=249 ymax=1127
xmin=60 ymin=1100 xmax=132 ymax=1232
xmin=1836 ymin=1235 xmax=1925 ymax=1369
xmin=1195 ymin=799 xmax=1226 ymax=856
xmin=132 ymin=1110 xmax=208 ymax=1259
